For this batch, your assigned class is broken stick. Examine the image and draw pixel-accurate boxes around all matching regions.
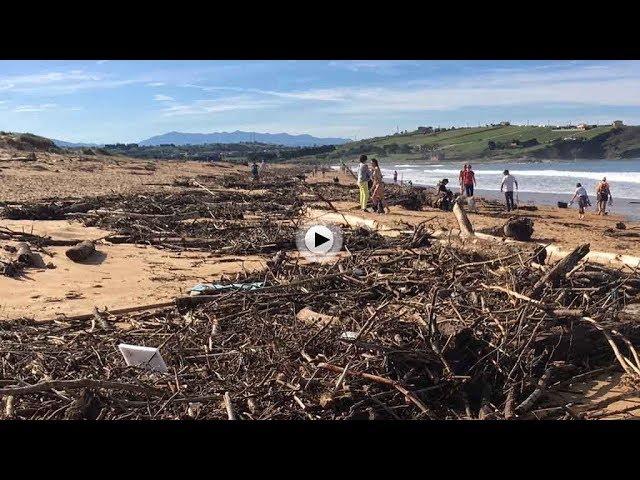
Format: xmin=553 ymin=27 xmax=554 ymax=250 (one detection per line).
xmin=530 ymin=243 xmax=590 ymax=298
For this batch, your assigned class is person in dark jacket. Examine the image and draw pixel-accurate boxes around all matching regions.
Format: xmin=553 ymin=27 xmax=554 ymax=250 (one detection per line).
xmin=437 ymin=178 xmax=454 ymax=211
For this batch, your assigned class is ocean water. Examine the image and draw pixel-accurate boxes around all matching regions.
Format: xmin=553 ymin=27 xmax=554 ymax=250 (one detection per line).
xmin=377 ymin=159 xmax=640 ymax=200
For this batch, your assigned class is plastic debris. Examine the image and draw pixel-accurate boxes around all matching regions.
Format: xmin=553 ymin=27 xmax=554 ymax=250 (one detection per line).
xmin=189 ymin=281 xmax=265 ymax=293
xmin=118 ymin=343 xmax=168 ymax=373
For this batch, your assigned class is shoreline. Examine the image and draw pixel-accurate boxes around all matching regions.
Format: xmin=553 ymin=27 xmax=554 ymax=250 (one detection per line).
xmin=377 ymin=177 xmax=640 ymax=221
xmin=474 ymin=188 xmax=640 ymax=221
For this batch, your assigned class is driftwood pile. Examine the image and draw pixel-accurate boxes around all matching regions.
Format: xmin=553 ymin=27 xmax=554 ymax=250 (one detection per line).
xmin=1 ymin=168 xmax=435 ymax=257
xmin=1 ymin=166 xmax=638 ymax=419
xmin=1 ymin=237 xmax=638 ymax=419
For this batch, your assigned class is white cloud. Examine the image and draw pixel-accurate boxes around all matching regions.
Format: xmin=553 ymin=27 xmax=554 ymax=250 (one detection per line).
xmin=160 ymin=95 xmax=280 ymax=117
xmin=0 ymin=69 xmax=142 ymax=95
xmin=327 ymin=60 xmax=421 ymax=74
xmin=153 ymin=94 xmax=174 ymax=102
xmin=147 ymin=82 xmax=165 ymax=87
xmin=231 ymin=62 xmax=640 ymax=114
xmin=14 ymin=103 xmax=59 ymax=112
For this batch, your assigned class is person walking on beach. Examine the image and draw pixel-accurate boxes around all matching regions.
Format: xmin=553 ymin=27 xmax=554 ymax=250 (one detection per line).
xmin=251 ymin=161 xmax=259 ymax=182
xmin=370 ymin=158 xmax=387 ymax=214
xmin=357 ymin=155 xmax=371 ymax=211
xmin=569 ymin=182 xmax=590 ymax=220
xmin=460 ymin=164 xmax=476 ymax=197
xmin=500 ymin=169 xmax=518 ymax=212
xmin=596 ymin=177 xmax=613 ymax=215
xmin=393 ymin=170 xmax=398 ymax=184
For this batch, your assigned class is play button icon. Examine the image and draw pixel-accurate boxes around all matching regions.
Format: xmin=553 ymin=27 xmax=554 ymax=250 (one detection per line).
xmin=315 ymin=232 xmax=330 ymax=248
xmin=304 ymin=225 xmax=334 ymax=254
xmin=296 ymin=222 xmax=343 ymax=262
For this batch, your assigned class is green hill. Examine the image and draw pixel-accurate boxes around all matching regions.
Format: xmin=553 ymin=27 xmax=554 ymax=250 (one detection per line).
xmin=331 ymin=124 xmax=640 ymax=163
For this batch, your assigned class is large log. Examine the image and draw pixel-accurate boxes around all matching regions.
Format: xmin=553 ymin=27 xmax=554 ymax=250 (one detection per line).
xmin=453 ymin=200 xmax=474 ymax=237
xmin=430 ymin=229 xmax=640 ymax=270
xmin=65 ymin=240 xmax=96 ymax=262
xmin=530 ymin=243 xmax=590 ymax=299
xmin=503 ymin=217 xmax=534 ymax=241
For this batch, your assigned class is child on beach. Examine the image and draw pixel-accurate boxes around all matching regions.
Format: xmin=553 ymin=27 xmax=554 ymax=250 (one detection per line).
xmin=569 ymin=182 xmax=590 ymax=220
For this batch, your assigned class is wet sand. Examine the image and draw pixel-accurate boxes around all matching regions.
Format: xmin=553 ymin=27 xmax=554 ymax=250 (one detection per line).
xmin=476 ymin=189 xmax=640 ymax=221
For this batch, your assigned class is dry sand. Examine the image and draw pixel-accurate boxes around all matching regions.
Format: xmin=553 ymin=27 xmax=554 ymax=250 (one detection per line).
xmin=0 ymin=153 xmax=245 ymax=201
xmin=0 ymin=219 xmax=265 ymax=320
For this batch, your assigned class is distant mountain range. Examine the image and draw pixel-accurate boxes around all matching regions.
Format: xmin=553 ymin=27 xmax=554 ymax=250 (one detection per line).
xmin=52 ymin=131 xmax=351 ymax=148
xmin=53 ymin=139 xmax=102 ymax=148
xmin=138 ymin=131 xmax=351 ymax=147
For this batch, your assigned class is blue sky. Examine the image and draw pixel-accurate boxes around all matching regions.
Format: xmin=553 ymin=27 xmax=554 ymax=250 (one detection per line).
xmin=1 ymin=60 xmax=639 ymax=143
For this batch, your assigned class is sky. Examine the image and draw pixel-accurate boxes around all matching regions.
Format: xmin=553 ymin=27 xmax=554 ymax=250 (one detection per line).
xmin=1 ymin=60 xmax=639 ymax=144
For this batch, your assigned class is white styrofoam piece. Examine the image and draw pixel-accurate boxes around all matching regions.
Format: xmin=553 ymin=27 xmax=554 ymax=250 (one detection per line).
xmin=118 ymin=343 xmax=168 ymax=373
xmin=340 ymin=331 xmax=358 ymax=341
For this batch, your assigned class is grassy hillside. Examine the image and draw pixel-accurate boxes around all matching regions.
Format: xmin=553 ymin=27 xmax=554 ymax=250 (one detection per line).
xmin=331 ymin=125 xmax=640 ymax=162
xmin=0 ymin=131 xmax=60 ymax=153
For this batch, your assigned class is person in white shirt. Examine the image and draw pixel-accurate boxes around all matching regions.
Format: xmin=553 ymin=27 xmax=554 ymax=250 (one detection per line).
xmin=569 ymin=182 xmax=590 ymax=220
xmin=356 ymin=155 xmax=371 ymax=211
xmin=500 ymin=169 xmax=518 ymax=212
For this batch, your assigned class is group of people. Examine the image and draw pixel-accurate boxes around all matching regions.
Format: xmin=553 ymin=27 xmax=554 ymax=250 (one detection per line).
xmin=435 ymin=164 xmax=519 ymax=212
xmin=263 ymin=156 xmax=614 ymax=221
xmin=569 ymin=178 xmax=613 ymax=220
xmin=448 ymin=163 xmax=614 ymax=219
xmin=356 ymin=155 xmax=387 ymax=213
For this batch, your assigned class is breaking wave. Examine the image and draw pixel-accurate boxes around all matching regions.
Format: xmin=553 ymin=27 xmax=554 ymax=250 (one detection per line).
xmin=418 ymin=169 xmax=640 ymax=184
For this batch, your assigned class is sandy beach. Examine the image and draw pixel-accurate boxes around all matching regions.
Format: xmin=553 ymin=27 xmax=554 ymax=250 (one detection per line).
xmin=1 ymin=151 xmax=638 ymax=420
xmin=2 ymin=154 xmax=639 ymax=322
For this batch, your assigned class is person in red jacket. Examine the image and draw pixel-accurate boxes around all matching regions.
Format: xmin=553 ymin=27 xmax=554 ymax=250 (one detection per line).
xmin=458 ymin=164 xmax=467 ymax=194
xmin=459 ymin=164 xmax=476 ymax=197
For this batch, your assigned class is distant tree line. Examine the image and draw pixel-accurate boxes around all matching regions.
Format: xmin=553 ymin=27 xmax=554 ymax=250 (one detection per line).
xmin=97 ymin=142 xmax=337 ymax=163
